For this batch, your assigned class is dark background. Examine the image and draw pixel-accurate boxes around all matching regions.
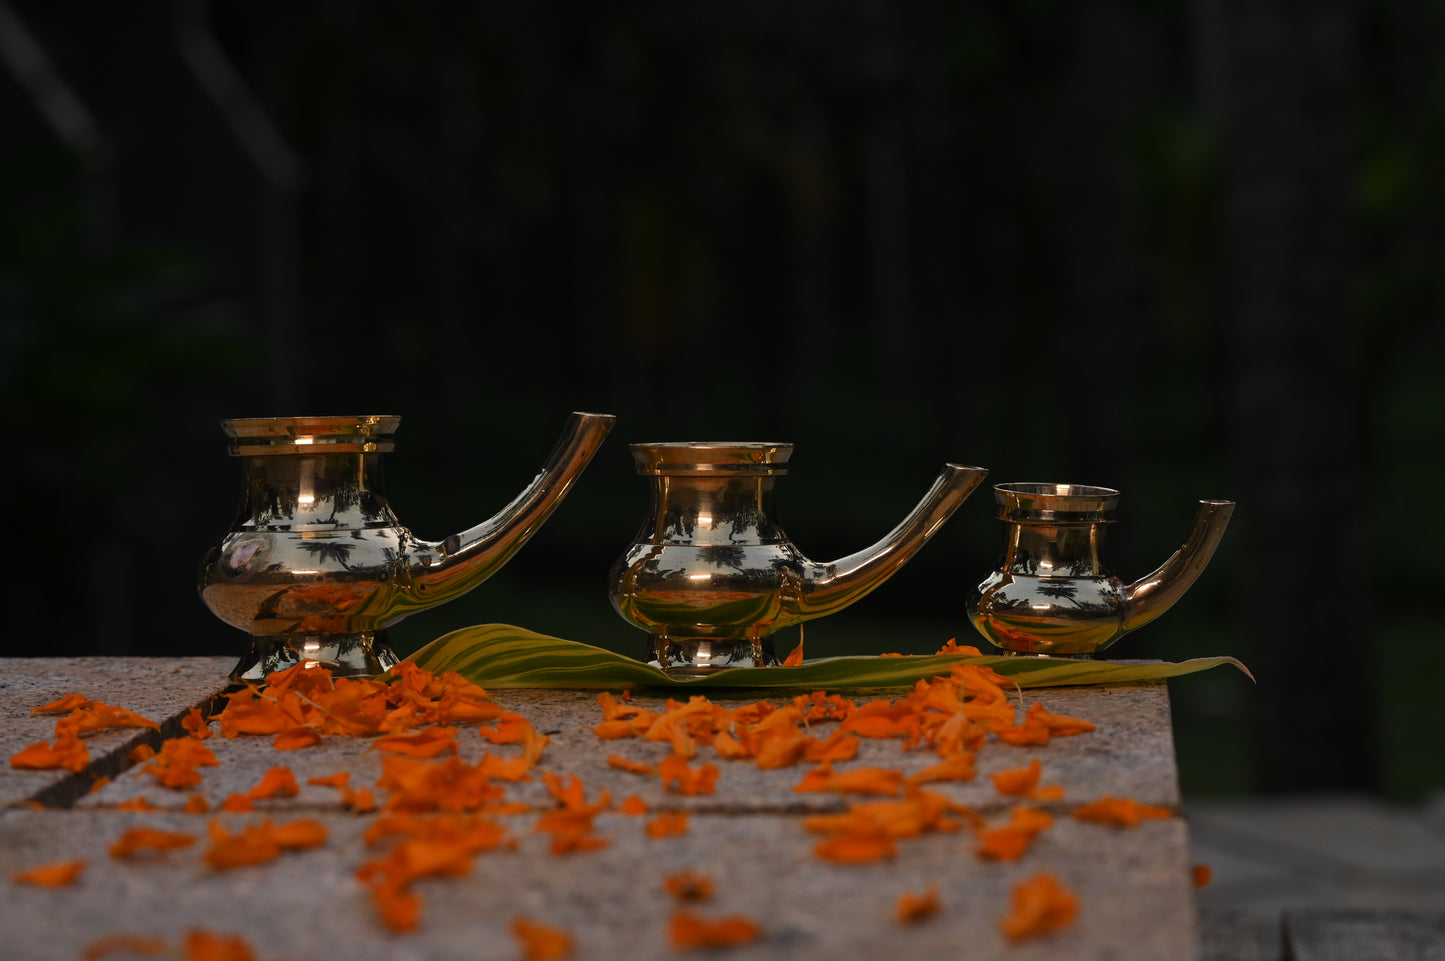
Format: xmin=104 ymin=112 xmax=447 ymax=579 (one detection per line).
xmin=1 ymin=1 xmax=1439 ymax=801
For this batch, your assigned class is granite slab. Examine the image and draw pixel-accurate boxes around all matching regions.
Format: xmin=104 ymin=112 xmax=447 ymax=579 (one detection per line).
xmin=1 ymin=657 xmax=1202 ymax=961
xmin=0 ymin=658 xmax=234 ymax=809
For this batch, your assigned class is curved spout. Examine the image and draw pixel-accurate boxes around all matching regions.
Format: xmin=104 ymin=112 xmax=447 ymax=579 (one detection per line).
xmin=1122 ymin=499 xmax=1235 ymax=634
xmin=795 ymin=464 xmax=988 ymax=620
xmin=397 ymin=411 xmax=616 ymax=615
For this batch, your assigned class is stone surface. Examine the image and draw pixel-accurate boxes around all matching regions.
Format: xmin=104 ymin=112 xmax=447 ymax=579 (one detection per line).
xmin=1 ymin=657 xmax=1201 ymax=961
xmin=1198 ymin=910 xmax=1267 ymax=961
xmin=78 ymin=684 xmax=1185 ymax=817
xmin=0 ymin=658 xmax=234 ymax=808
xmin=1283 ymin=909 xmax=1445 ymax=961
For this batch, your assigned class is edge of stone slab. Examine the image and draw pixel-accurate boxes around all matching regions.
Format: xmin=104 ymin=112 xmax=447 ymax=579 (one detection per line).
xmin=5 ymin=658 xmax=236 ymax=811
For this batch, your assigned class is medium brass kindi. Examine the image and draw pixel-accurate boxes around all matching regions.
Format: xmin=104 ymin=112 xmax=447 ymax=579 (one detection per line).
xmin=966 ymin=483 xmax=1235 ymax=657
xmin=608 ymin=442 xmax=988 ymax=675
xmin=199 ymin=411 xmax=616 ymax=680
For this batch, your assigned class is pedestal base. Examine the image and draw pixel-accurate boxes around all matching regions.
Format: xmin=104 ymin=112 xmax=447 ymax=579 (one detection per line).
xmin=230 ymin=632 xmax=400 ymax=681
xmin=646 ymin=635 xmax=777 ymax=676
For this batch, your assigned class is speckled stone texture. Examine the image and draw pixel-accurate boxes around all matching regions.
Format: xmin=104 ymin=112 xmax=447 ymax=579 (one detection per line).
xmin=1 ymin=658 xmax=1201 ymax=961
xmin=0 ymin=658 xmax=234 ymax=807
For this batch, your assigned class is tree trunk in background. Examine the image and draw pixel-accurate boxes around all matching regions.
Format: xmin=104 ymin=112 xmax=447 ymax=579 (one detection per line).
xmin=1220 ymin=0 xmax=1377 ymax=791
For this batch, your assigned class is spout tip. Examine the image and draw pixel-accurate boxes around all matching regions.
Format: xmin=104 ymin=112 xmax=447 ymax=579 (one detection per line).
xmin=1196 ymin=499 xmax=1237 ymax=522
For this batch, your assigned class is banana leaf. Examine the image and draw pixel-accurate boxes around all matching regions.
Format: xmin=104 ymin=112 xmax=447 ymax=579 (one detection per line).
xmin=409 ymin=624 xmax=1253 ymax=691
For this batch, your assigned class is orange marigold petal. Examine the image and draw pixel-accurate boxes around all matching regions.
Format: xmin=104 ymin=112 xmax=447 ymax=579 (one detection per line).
xmin=273 ymin=727 xmax=322 ymax=751
xmin=270 ymin=818 xmax=329 ymax=850
xmin=182 ymin=929 xmax=257 ymax=961
xmin=906 ymin=753 xmax=977 ymax=785
xmin=372 ymin=726 xmax=459 ymax=758
xmin=67 ymin=702 xmax=161 ymax=734
xmin=307 ymin=772 xmax=350 ymax=789
xmin=9 ymin=733 xmax=89 ymax=772
xmin=512 ymin=916 xmax=574 ymax=961
xmin=995 ymin=720 xmax=1051 ymax=747
xmin=114 ymin=797 xmax=158 ymax=812
xmin=182 ymin=707 xmax=213 ymax=739
xmin=591 ymin=719 xmax=644 ymax=740
xmin=999 ymin=872 xmax=1079 ymax=941
xmin=31 ymin=693 xmax=92 ymax=715
xmin=1072 ymin=796 xmax=1173 ymax=828
xmin=1026 ymin=701 xmax=1096 ymax=736
xmin=246 ymin=766 xmax=300 ymax=800
xmin=976 ymin=806 xmax=1053 ymax=862
xmin=668 ymin=910 xmax=761 ymax=950
xmin=109 ymin=827 xmax=198 ymax=859
xmin=618 ymin=795 xmax=649 ymax=816
xmin=990 ymin=759 xmax=1043 ymax=796
xmin=13 ymin=859 xmax=86 ymax=887
xmin=645 ymin=812 xmax=689 ymax=839
xmin=657 ymin=755 xmax=719 ymax=796
xmin=895 ymin=884 xmax=940 ymax=923
xmin=549 ymin=832 xmax=610 ymax=856
xmin=370 ymin=882 xmax=422 ymax=932
xmin=664 ymin=870 xmax=714 ymax=903
xmin=80 ymin=934 xmax=168 ymax=961
xmin=824 ymin=767 xmax=905 ymax=797
xmin=813 ymin=832 xmax=897 ymax=864
xmin=606 ymin=754 xmax=654 ymax=775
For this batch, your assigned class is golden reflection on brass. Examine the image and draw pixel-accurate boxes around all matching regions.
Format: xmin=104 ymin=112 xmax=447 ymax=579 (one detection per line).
xmin=966 ymin=483 xmax=1234 ymax=657
xmin=199 ymin=411 xmax=616 ymax=680
xmin=608 ymin=443 xmax=988 ymax=676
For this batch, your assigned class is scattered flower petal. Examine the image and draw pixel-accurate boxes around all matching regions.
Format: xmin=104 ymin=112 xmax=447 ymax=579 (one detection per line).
xmin=512 ymin=916 xmax=574 ymax=960
xmin=1072 ymin=796 xmax=1173 ymax=828
xmin=999 ymin=872 xmax=1078 ymax=941
xmin=109 ymin=827 xmax=198 ymax=859
xmin=80 ymin=934 xmax=167 ymax=960
xmin=664 ymin=870 xmax=714 ymax=902
xmin=13 ymin=859 xmax=86 ymax=887
xmin=895 ymin=884 xmax=940 ymax=923
xmin=668 ymin=910 xmax=761 ymax=950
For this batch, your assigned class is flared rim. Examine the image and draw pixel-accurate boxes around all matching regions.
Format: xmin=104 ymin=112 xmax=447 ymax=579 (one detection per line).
xmin=221 ymin=415 xmax=400 ymax=455
xmin=993 ymin=482 xmax=1120 ymax=521
xmin=630 ymin=442 xmax=792 ymax=475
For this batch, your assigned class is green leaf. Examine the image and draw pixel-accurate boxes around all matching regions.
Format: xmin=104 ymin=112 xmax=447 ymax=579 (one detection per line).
xmin=409 ymin=624 xmax=1253 ymax=690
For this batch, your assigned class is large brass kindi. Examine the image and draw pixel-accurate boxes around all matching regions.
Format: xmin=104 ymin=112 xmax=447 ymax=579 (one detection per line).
xmin=608 ymin=443 xmax=988 ymax=675
xmin=966 ymin=483 xmax=1235 ymax=657
xmin=199 ymin=411 xmax=616 ymax=680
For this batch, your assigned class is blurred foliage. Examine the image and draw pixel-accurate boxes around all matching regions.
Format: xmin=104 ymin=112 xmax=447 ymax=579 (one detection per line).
xmin=0 ymin=148 xmax=256 ymax=656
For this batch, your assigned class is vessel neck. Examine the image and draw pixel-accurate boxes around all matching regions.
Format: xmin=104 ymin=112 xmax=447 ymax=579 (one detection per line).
xmin=235 ymin=451 xmax=399 ymax=532
xmin=641 ymin=474 xmax=786 ymax=546
xmin=999 ymin=520 xmax=1112 ymax=577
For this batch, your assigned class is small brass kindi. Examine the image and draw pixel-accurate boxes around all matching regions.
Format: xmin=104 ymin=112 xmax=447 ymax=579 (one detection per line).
xmin=199 ymin=411 xmax=616 ymax=680
xmin=608 ymin=442 xmax=988 ymax=675
xmin=966 ymin=483 xmax=1235 ymax=657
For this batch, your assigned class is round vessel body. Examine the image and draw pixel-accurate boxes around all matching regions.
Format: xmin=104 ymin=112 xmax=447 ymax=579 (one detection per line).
xmin=608 ymin=442 xmax=799 ymax=675
xmin=966 ymin=483 xmax=1128 ymax=657
xmin=199 ymin=416 xmax=410 ymax=679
